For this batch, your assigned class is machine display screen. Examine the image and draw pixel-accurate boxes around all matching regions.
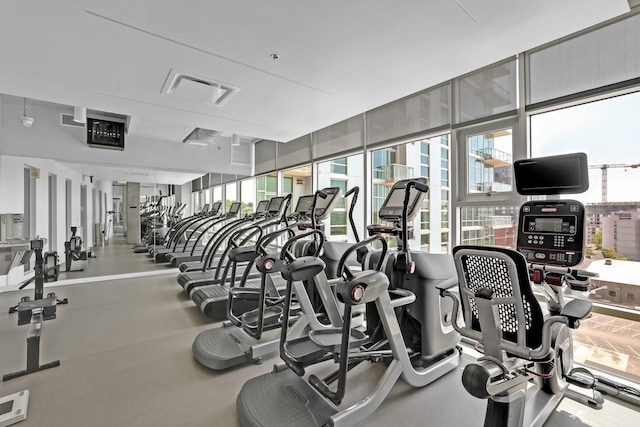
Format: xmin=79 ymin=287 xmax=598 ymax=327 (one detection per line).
xmin=228 ymin=203 xmax=241 ymax=214
xmin=294 ymin=196 xmax=315 ymax=213
xmin=267 ymin=197 xmax=284 ymax=212
xmin=255 ymin=200 xmax=269 ymax=213
xmin=384 ymin=186 xmax=420 ymax=209
xmin=534 ymin=218 xmax=563 ymax=233
xmin=514 ymin=153 xmax=588 ymax=195
xmin=523 ymin=215 xmax=575 ymax=235
xmin=312 ymin=188 xmax=339 ymax=216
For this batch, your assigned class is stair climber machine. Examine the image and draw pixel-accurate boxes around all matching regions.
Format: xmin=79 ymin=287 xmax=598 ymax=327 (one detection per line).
xmin=150 ymin=202 xmax=222 ymax=263
xmin=165 ymin=202 xmax=242 ymax=267
xmin=190 ymin=189 xmax=342 ymax=320
xmin=191 ymin=189 xmax=344 ymax=369
xmin=177 ymin=195 xmax=291 ymax=298
xmin=132 ymin=202 xmax=186 ymax=253
xmin=236 ymin=179 xmax=462 ymax=427
xmin=438 ymin=152 xmax=640 ymax=427
xmin=157 ymin=202 xmax=233 ymax=265
xmin=141 ymin=203 xmax=214 ymax=256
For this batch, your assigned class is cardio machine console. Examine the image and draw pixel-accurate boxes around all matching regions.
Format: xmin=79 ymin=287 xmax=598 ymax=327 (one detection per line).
xmin=297 ymin=187 xmax=342 ymax=230
xmin=516 ymin=200 xmax=585 ymax=267
xmin=368 ymin=178 xmax=428 ymax=235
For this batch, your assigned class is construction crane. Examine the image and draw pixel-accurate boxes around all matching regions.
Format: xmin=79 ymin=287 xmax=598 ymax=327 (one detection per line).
xmin=589 ymin=163 xmax=640 ymax=203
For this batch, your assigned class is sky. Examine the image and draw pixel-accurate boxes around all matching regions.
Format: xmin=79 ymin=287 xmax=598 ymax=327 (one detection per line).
xmin=530 ymin=91 xmax=640 ymax=204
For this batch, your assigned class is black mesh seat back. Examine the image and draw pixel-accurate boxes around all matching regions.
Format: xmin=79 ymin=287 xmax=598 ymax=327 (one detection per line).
xmin=453 ymin=245 xmax=544 ymax=351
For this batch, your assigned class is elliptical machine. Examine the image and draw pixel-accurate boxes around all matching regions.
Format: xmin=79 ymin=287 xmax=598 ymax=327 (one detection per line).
xmin=439 ymin=153 xmax=640 ymax=427
xmin=236 ymin=179 xmax=461 ymax=427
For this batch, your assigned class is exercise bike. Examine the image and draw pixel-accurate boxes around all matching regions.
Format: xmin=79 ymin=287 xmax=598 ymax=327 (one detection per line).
xmin=439 ymin=153 xmax=640 ymax=427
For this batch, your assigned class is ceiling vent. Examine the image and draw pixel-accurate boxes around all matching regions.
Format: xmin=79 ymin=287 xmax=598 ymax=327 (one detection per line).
xmin=60 ymin=113 xmax=85 ymax=128
xmin=162 ymin=69 xmax=239 ymax=107
xmin=183 ymin=128 xmax=223 ymax=146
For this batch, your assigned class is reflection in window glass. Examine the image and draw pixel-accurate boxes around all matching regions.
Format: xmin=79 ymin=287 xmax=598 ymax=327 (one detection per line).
xmin=530 ymin=91 xmax=640 ymax=381
xmin=467 ymin=128 xmax=513 ymax=194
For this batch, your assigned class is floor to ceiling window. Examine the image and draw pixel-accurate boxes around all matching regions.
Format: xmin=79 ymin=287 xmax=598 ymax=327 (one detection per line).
xmin=530 ymin=90 xmax=640 ymax=382
xmin=369 ymin=135 xmax=449 ymax=251
xmin=316 ymin=154 xmax=364 ymax=242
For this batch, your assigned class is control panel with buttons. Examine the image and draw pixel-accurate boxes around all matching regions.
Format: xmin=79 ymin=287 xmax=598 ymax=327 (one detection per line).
xmin=516 ymin=200 xmax=584 ymax=267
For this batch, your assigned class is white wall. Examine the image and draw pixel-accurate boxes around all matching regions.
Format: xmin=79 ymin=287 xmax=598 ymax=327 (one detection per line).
xmin=0 ymin=154 xmax=110 ymax=289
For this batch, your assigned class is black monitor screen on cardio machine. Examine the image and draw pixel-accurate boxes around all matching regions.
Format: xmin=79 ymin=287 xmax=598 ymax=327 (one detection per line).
xmin=516 ymin=200 xmax=585 ymax=267
xmin=378 ymin=178 xmax=427 ymax=222
xmin=514 ymin=152 xmax=588 ymax=195
xmin=266 ymin=197 xmax=284 ymax=213
xmin=308 ymin=187 xmax=340 ymax=219
xmin=294 ymin=196 xmax=315 ymax=214
xmin=255 ymin=200 xmax=269 ymax=213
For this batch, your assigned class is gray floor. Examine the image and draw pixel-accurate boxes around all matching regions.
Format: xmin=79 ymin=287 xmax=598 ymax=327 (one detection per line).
xmin=0 ymin=243 xmax=638 ymax=426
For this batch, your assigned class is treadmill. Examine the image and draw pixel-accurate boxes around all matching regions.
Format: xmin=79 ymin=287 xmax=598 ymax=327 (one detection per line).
xmin=150 ymin=202 xmax=222 ymax=262
xmin=155 ymin=203 xmax=229 ymax=264
xmin=165 ymin=202 xmax=242 ymax=267
xmin=177 ymin=196 xmax=290 ymax=296
xmin=145 ymin=203 xmax=213 ymax=255
xmin=190 ymin=189 xmax=341 ymax=320
xmin=178 ymin=200 xmax=271 ymax=273
xmin=191 ymin=189 xmax=343 ymax=367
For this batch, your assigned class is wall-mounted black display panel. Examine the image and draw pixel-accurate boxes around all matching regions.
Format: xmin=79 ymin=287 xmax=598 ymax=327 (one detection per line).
xmin=87 ymin=118 xmax=125 ymax=151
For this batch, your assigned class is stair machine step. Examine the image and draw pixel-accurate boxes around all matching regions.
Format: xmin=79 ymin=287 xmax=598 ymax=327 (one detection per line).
xmin=242 ymin=305 xmax=283 ymax=332
xmin=308 ymin=328 xmax=367 ymax=352
xmin=193 ymin=282 xmax=261 ymax=320
xmin=237 ymin=369 xmax=337 ymax=427
xmin=283 ymin=337 xmax=328 ymax=366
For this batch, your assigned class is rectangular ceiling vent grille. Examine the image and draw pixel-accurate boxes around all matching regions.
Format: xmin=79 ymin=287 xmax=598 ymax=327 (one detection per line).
xmin=162 ymin=69 xmax=239 ymax=107
xmin=60 ymin=113 xmax=85 ymax=128
xmin=183 ymin=128 xmax=223 ymax=146
xmin=231 ymin=138 xmax=251 ymax=165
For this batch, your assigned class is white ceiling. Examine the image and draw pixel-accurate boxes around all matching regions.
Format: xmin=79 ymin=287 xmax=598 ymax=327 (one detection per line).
xmin=0 ymin=0 xmax=631 ymax=183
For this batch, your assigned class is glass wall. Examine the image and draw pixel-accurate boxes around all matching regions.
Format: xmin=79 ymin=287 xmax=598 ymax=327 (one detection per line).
xmin=369 ymin=135 xmax=450 ymax=252
xmin=225 ymin=182 xmax=237 ymax=212
xmin=240 ymin=178 xmax=255 ymax=215
xmin=212 ymin=186 xmax=222 ymax=211
xmin=199 ymin=12 xmax=640 ymax=387
xmin=256 ymin=174 xmax=277 ymax=202
xmin=281 ymin=165 xmax=312 ymax=213
xmin=316 ymin=154 xmax=365 ymax=242
xmin=530 ymin=91 xmax=640 ymax=382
